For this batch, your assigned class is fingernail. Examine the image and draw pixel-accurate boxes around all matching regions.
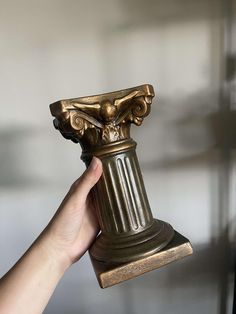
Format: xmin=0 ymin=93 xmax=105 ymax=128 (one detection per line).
xmin=89 ymin=157 xmax=98 ymax=171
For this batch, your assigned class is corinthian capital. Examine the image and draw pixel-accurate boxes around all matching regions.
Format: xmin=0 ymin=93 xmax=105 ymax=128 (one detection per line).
xmin=50 ymin=84 xmax=154 ymax=148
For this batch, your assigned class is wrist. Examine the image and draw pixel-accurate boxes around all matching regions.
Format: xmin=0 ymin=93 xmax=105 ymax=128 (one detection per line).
xmin=34 ymin=231 xmax=72 ymax=275
xmin=0 ymin=230 xmax=71 ymax=314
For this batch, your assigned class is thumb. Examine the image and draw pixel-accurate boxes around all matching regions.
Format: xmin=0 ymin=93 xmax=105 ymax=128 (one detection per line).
xmin=72 ymin=157 xmax=103 ymax=202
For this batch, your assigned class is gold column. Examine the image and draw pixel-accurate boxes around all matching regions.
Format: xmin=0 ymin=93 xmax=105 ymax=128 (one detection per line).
xmin=50 ymin=84 xmax=192 ymax=288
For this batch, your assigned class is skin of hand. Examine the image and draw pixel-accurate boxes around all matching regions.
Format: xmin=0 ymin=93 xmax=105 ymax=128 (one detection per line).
xmin=0 ymin=157 xmax=103 ymax=314
xmin=42 ymin=156 xmax=103 ymax=267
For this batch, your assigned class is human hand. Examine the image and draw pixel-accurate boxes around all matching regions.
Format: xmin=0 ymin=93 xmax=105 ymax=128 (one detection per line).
xmin=41 ymin=156 xmax=103 ymax=269
xmin=0 ymin=157 xmax=103 ymax=314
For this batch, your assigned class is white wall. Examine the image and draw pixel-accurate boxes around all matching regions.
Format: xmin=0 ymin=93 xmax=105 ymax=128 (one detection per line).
xmin=0 ymin=0 xmax=235 ymax=313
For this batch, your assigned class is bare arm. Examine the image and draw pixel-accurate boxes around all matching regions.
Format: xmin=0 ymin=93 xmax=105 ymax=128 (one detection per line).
xmin=0 ymin=157 xmax=103 ymax=314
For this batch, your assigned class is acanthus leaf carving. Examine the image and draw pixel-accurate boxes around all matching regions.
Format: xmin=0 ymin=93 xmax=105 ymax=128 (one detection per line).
xmin=50 ymin=84 xmax=154 ymax=148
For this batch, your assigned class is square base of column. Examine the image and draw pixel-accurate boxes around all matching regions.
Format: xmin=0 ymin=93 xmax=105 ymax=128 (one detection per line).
xmin=90 ymin=231 xmax=193 ymax=288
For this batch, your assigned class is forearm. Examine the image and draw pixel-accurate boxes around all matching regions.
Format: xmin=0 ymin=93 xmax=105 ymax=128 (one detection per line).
xmin=0 ymin=157 xmax=102 ymax=314
xmin=0 ymin=234 xmax=69 ymax=314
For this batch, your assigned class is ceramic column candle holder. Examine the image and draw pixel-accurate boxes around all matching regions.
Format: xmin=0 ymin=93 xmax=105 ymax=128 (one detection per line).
xmin=50 ymin=84 xmax=193 ymax=288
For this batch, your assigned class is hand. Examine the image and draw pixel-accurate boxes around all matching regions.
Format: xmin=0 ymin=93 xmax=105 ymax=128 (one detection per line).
xmin=42 ymin=156 xmax=103 ymax=268
xmin=0 ymin=157 xmax=103 ymax=314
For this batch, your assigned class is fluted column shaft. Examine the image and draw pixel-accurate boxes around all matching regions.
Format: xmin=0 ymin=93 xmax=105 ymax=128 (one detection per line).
xmin=92 ymin=143 xmax=153 ymax=236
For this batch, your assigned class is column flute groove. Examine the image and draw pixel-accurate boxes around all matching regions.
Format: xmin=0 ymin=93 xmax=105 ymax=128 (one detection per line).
xmin=117 ymin=157 xmax=139 ymax=231
xmin=118 ymin=158 xmax=139 ymax=230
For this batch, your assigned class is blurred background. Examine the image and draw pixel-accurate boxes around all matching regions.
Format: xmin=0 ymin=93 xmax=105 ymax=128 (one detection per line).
xmin=0 ymin=0 xmax=236 ymax=313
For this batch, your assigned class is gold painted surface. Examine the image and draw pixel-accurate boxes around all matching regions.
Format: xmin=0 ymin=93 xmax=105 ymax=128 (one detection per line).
xmin=50 ymin=84 xmax=192 ymax=288
xmin=91 ymin=232 xmax=193 ymax=288
xmin=50 ymin=84 xmax=154 ymax=149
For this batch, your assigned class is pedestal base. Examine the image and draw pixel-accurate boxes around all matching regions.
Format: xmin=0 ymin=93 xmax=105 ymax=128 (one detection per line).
xmin=90 ymin=219 xmax=174 ymax=264
xmin=90 ymin=231 xmax=193 ymax=288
